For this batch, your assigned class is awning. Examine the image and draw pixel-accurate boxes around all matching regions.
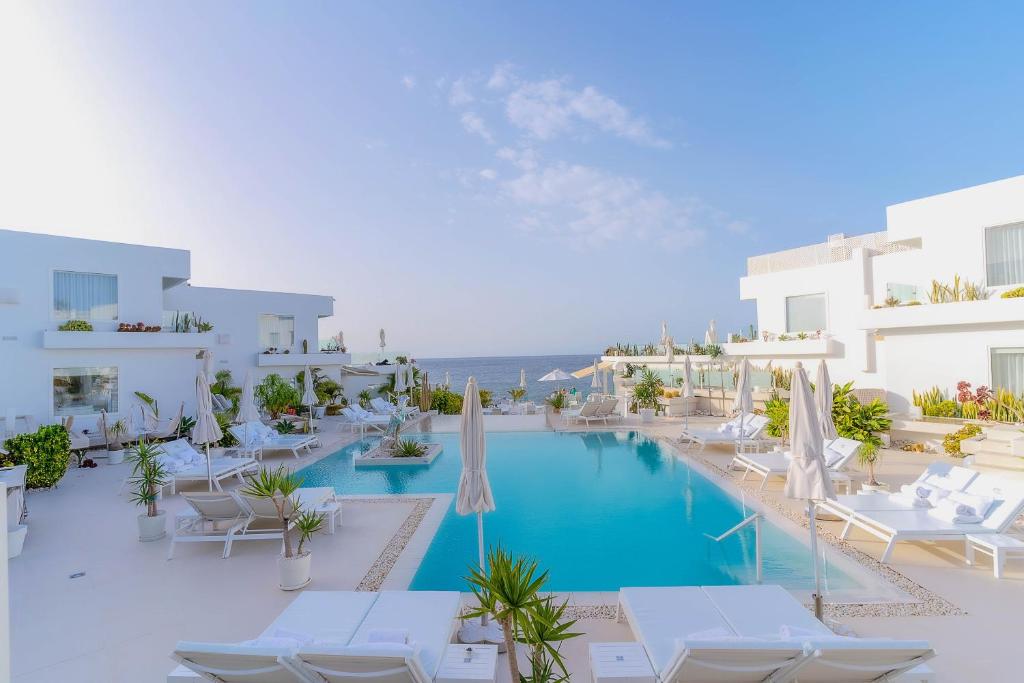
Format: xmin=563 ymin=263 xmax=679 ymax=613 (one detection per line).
xmin=572 ymin=360 xmax=614 ymax=378
xmin=340 ymin=365 xmax=381 ymax=376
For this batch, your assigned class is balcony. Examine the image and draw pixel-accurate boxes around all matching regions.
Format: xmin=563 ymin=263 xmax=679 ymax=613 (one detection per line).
xmin=858 ymin=298 xmax=1024 ymax=331
xmin=721 ymin=338 xmax=839 ymax=358
xmin=746 ymin=231 xmax=920 ymax=276
xmin=256 ymin=352 xmax=352 ymax=367
xmin=42 ymin=330 xmax=216 ymax=350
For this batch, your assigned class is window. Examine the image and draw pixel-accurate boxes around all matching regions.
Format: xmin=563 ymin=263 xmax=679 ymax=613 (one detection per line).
xmin=786 ymin=293 xmax=827 ymax=333
xmin=986 ymin=222 xmax=1024 ymax=286
xmin=53 ymin=271 xmax=118 ymax=320
xmin=53 ymin=367 xmax=118 ymax=416
xmin=886 ymin=283 xmax=920 ymax=304
xmin=991 ymin=348 xmax=1024 ymax=395
xmin=259 ymin=314 xmax=295 ymax=348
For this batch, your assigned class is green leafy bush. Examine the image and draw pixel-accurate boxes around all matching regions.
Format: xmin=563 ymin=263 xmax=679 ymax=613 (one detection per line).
xmin=763 ymin=392 xmax=790 ymax=439
xmin=58 ymin=320 xmax=92 ymax=331
xmin=1001 ymin=287 xmax=1024 ymax=299
xmin=631 ymin=367 xmax=663 ymax=411
xmin=430 ymin=387 xmax=464 ymax=415
xmin=478 ymin=388 xmax=493 ymax=408
xmin=275 ymin=420 xmax=297 ymax=434
xmin=1 ymin=425 xmax=71 ymax=488
xmin=254 ymin=373 xmax=300 ymax=418
xmin=943 ymin=423 xmax=982 ymax=457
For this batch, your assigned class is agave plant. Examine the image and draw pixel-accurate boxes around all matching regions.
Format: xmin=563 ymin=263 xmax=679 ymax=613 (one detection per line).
xmin=393 ymin=438 xmax=426 ymax=457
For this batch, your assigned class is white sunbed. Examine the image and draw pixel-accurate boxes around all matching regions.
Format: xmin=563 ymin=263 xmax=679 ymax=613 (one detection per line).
xmin=618 ymin=584 xmax=934 ymax=682
xmin=342 ymin=407 xmax=392 ymax=433
xmin=677 ymin=414 xmax=771 ymax=452
xmin=170 ymin=590 xmax=461 ymax=683
xmin=169 ymin=487 xmax=336 ymax=559
xmin=160 ymin=438 xmax=259 ymax=493
xmin=171 ymin=591 xmax=380 ymax=681
xmin=818 ymin=463 xmax=979 ymax=517
xmin=837 ymin=473 xmax=1024 ymax=563
xmin=732 ymin=436 xmax=862 ymax=492
xmin=371 ymin=397 xmax=420 ymax=420
xmin=230 ymin=421 xmax=319 ymax=459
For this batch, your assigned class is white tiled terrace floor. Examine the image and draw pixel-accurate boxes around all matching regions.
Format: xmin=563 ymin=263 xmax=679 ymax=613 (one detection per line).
xmin=8 ymin=414 xmax=1024 ymax=681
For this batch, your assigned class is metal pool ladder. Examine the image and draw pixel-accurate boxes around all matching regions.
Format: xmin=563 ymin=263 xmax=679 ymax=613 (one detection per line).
xmin=704 ymin=512 xmax=762 ymax=584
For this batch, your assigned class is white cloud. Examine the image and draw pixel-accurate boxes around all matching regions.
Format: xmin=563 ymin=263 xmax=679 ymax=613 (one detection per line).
xmin=496 ymin=146 xmax=539 ymax=171
xmin=448 ymin=78 xmax=474 ymax=106
xmin=479 ymin=168 xmax=497 ymax=181
xmin=505 ymin=77 xmax=669 ymax=148
xmin=486 ymin=62 xmax=516 ymax=90
xmin=500 ymin=161 xmax=704 ymax=249
xmin=460 ymin=111 xmax=494 ymax=143
xmin=401 ymin=75 xmax=416 ymax=89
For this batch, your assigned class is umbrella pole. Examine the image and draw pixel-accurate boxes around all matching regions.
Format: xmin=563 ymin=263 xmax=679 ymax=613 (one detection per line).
xmin=206 ymin=443 xmax=213 ymax=492
xmin=477 ymin=510 xmax=489 ymax=627
xmin=808 ymin=499 xmax=824 ymax=620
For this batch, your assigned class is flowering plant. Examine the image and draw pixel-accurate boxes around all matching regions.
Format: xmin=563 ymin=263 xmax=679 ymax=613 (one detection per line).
xmin=957 ymin=381 xmax=992 ymax=420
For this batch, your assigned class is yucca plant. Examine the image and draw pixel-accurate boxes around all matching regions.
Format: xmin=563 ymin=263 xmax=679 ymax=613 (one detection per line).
xmin=508 ymin=387 xmax=527 ymax=402
xmin=518 ymin=596 xmax=581 ymax=682
xmin=240 ymin=466 xmax=303 ymax=558
xmin=127 ymin=440 xmax=168 ymax=518
xmin=393 ymin=439 xmax=426 ymax=457
xmin=464 ymin=546 xmax=549 ymax=683
xmin=294 ymin=509 xmax=326 ymax=555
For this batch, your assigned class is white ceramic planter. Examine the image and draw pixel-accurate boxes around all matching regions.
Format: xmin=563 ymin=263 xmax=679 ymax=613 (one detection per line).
xmin=313 ymin=406 xmax=326 ymax=419
xmin=859 ymin=482 xmax=890 ymax=494
xmin=137 ymin=510 xmax=166 ymax=541
xmin=106 ymin=449 xmax=125 ymax=465
xmin=279 ymin=552 xmax=312 ymax=590
xmin=7 ymin=524 xmax=27 ymax=558
xmin=639 ymin=408 xmax=656 ymax=423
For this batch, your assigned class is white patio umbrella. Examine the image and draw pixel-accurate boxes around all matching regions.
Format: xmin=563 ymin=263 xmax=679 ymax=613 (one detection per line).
xmin=456 ymin=377 xmax=500 ymax=644
xmin=237 ymin=370 xmax=261 ymax=423
xmin=406 ymin=365 xmax=415 ymax=396
xmin=335 ymin=330 xmax=345 ymax=349
xmin=732 ymin=358 xmax=754 ymax=454
xmin=666 ymin=337 xmax=675 ymax=386
xmin=301 ymin=364 xmax=317 ymax=433
xmin=704 ymin=319 xmax=718 ymax=345
xmin=379 ymin=328 xmax=386 ymax=359
xmin=660 ymin=320 xmax=670 ymax=349
xmin=394 ymin=364 xmax=407 ymax=394
xmin=815 ymin=360 xmax=839 ymax=441
xmin=445 ymin=371 xmax=452 ymax=388
xmin=784 ymin=361 xmax=836 ymax=620
xmin=192 ymin=368 xmax=223 ymax=492
xmin=519 ymin=368 xmax=527 ymax=389
xmin=590 ymin=358 xmax=601 ymax=393
xmin=682 ymin=355 xmax=694 ymax=430
xmin=539 ymin=368 xmax=573 ymax=408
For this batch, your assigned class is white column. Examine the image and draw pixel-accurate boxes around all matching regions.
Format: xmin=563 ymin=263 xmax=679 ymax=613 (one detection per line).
xmin=0 ymin=483 xmax=9 ymax=683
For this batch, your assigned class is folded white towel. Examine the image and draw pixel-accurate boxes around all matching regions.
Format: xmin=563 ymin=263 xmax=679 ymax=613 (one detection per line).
xmin=891 ymin=492 xmax=933 ymax=508
xmin=928 ymin=500 xmax=983 ymax=525
xmin=367 ymin=628 xmax=409 ymax=645
xmin=946 ymin=491 xmax=995 ymax=518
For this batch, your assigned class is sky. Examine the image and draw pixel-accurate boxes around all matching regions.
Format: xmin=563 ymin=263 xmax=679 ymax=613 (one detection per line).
xmin=1 ymin=2 xmax=1023 ymax=358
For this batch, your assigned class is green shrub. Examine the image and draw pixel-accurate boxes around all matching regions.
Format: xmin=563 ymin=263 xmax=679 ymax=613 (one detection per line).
xmin=254 ymin=373 xmax=300 ymax=418
xmin=430 ymin=387 xmax=464 ymax=414
xmin=631 ymin=367 xmax=663 ymax=411
xmin=943 ymin=423 xmax=982 ymax=457
xmin=478 ymin=388 xmax=493 ymax=408
xmin=763 ymin=392 xmax=790 ymax=439
xmin=275 ymin=420 xmax=297 ymax=434
xmin=58 ymin=320 xmax=92 ymax=331
xmin=1000 ymin=287 xmax=1024 ymax=299
xmin=394 ymin=439 xmax=426 ymax=457
xmin=1 ymin=425 xmax=71 ymax=488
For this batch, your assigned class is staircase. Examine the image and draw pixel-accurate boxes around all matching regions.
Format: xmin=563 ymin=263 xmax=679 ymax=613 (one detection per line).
xmin=962 ymin=426 xmax=1024 ymax=473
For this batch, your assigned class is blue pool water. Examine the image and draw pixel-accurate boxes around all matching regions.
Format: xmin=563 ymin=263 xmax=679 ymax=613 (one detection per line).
xmin=297 ymin=431 xmax=864 ymax=593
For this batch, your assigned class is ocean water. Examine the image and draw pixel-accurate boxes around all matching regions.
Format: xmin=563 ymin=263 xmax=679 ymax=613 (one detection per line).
xmin=413 ymin=354 xmax=598 ymax=403
xmin=297 ymin=431 xmax=865 ymax=593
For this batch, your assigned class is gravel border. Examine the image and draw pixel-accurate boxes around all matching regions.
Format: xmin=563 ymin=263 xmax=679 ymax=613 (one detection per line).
xmin=355 ymin=497 xmax=437 ymax=591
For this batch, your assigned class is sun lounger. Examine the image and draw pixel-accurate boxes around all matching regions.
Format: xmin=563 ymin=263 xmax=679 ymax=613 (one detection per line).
xmin=838 ymin=473 xmax=1024 ymax=562
xmin=618 ymin=585 xmax=934 ymax=682
xmin=342 ymin=407 xmax=391 ymax=433
xmin=818 ymin=463 xmax=979 ymax=517
xmin=567 ymin=401 xmax=603 ymax=425
xmin=160 ymin=438 xmax=258 ymax=493
xmin=230 ymin=421 xmax=318 ymax=458
xmin=677 ymin=414 xmax=770 ymax=452
xmin=371 ymin=397 xmax=420 ymax=420
xmin=597 ymin=398 xmax=621 ymax=423
xmin=171 ymin=591 xmax=380 ymax=681
xmin=732 ymin=437 xmax=862 ymax=492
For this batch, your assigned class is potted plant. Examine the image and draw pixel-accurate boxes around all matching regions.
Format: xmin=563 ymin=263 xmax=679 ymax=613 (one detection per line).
xmin=545 ymin=392 xmax=565 ymax=414
xmin=507 ymin=387 xmax=527 ymax=404
xmin=632 ymin=367 xmax=663 ymax=423
xmin=240 ymin=467 xmax=325 ymax=590
xmin=834 ymin=393 xmax=892 ymax=491
xmin=254 ymin=373 xmax=300 ymax=419
xmin=127 ymin=440 xmax=169 ymax=541
xmin=102 ymin=414 xmax=128 ymax=464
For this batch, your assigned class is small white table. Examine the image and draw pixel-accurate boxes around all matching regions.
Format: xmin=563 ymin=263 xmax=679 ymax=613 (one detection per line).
xmin=435 ymin=643 xmax=498 ymax=683
xmin=965 ymin=533 xmax=1024 ymax=579
xmin=589 ymin=643 xmax=656 ymax=683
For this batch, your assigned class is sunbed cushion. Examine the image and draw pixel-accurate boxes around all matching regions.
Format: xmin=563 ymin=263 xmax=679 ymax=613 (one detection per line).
xmin=259 ymin=591 xmax=379 ymax=644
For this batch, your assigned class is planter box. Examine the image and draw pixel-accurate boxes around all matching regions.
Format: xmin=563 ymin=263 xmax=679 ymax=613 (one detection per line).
xmin=256 ymin=352 xmax=352 ymax=367
xmin=858 ymin=297 xmax=1024 ymax=331
xmin=354 ymin=443 xmax=442 ymax=467
xmin=43 ymin=330 xmax=216 ymax=350
xmin=721 ymin=338 xmax=838 ymax=358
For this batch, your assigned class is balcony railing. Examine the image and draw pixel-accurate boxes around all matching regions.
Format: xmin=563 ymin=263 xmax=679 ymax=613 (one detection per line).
xmin=746 ymin=231 xmax=920 ymax=276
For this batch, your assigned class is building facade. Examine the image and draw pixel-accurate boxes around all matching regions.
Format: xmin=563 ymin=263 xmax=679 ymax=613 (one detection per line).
xmin=0 ymin=230 xmax=353 ymax=433
xmin=733 ymin=175 xmax=1024 ymax=411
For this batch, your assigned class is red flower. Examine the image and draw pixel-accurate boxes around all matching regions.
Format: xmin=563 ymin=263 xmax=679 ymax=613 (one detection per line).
xmin=957 ymin=380 xmax=971 ymax=392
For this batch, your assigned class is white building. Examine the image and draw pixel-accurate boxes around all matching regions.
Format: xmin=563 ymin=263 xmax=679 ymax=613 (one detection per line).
xmin=0 ymin=229 xmax=361 ymax=433
xmin=733 ymin=175 xmax=1024 ymax=411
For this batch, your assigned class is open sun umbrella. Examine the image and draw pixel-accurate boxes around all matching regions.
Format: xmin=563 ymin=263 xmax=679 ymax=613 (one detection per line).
xmin=733 ymin=358 xmax=754 ymax=453
xmin=301 ymin=364 xmax=317 ymax=434
xmin=784 ymin=361 xmax=836 ymax=620
xmin=815 ymin=360 xmax=839 ymax=441
xmin=192 ymin=353 xmax=223 ymax=491
xmin=456 ymin=377 xmax=500 ymax=644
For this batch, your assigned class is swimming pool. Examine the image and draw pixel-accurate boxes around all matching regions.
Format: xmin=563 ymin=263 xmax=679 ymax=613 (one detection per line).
xmin=298 ymin=431 xmax=884 ymax=595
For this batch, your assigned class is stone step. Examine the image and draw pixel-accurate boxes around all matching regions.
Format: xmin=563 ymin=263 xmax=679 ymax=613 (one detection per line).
xmin=969 ymin=452 xmax=1024 ymax=473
